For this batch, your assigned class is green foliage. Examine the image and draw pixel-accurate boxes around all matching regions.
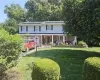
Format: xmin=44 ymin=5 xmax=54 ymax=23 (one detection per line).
xmin=0 ymin=29 xmax=23 ymax=68
xmin=4 ymin=4 xmax=25 ymax=22
xmin=25 ymin=0 xmax=63 ymax=21
xmin=63 ymin=0 xmax=100 ymax=45
xmin=4 ymin=4 xmax=26 ymax=34
xmin=0 ymin=63 xmax=7 ymax=76
xmin=83 ymin=57 xmax=100 ymax=80
xmin=4 ymin=18 xmax=17 ymax=27
xmin=66 ymin=42 xmax=68 ymax=45
xmin=78 ymin=41 xmax=88 ymax=47
xmin=0 ymin=56 xmax=7 ymax=75
xmin=32 ymin=58 xmax=60 ymax=80
xmin=3 ymin=26 xmax=18 ymax=35
xmin=61 ymin=42 xmax=65 ymax=45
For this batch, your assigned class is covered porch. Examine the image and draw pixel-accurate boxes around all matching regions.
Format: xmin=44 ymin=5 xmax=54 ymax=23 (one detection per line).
xmin=20 ymin=34 xmax=77 ymax=46
xmin=41 ymin=35 xmax=66 ymax=45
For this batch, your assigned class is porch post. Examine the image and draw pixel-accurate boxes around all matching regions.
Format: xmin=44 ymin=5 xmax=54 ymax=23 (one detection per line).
xmin=52 ymin=35 xmax=53 ymax=45
xmin=59 ymin=36 xmax=60 ymax=40
xmin=41 ymin=35 xmax=42 ymax=45
xmin=73 ymin=36 xmax=77 ymax=46
xmin=75 ymin=36 xmax=77 ymax=44
xmin=65 ymin=35 xmax=67 ymax=41
xmin=63 ymin=35 xmax=65 ymax=43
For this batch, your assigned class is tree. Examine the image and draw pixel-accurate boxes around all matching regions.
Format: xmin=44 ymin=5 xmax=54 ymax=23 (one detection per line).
xmin=25 ymin=0 xmax=63 ymax=21
xmin=4 ymin=4 xmax=26 ymax=34
xmin=63 ymin=0 xmax=100 ymax=46
xmin=4 ymin=4 xmax=26 ymax=22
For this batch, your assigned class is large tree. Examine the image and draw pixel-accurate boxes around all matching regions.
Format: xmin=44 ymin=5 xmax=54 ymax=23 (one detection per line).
xmin=63 ymin=0 xmax=100 ymax=46
xmin=4 ymin=4 xmax=26 ymax=34
xmin=25 ymin=0 xmax=63 ymax=21
xmin=4 ymin=4 xmax=26 ymax=22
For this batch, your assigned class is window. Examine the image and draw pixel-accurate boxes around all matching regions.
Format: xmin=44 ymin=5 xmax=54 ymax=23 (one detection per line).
xmin=39 ymin=26 xmax=41 ymax=31
xmin=46 ymin=25 xmax=53 ymax=30
xmin=51 ymin=25 xmax=53 ymax=30
xmin=21 ymin=26 xmax=22 ymax=32
xmin=26 ymin=26 xmax=28 ymax=32
xmin=34 ymin=26 xmax=39 ymax=31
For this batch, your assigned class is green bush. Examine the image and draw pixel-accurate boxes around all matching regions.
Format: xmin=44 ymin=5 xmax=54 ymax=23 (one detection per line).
xmin=78 ymin=41 xmax=88 ymax=47
xmin=66 ymin=42 xmax=68 ymax=46
xmin=32 ymin=58 xmax=60 ymax=80
xmin=83 ymin=57 xmax=100 ymax=80
xmin=0 ymin=56 xmax=7 ymax=75
xmin=0 ymin=29 xmax=23 ymax=68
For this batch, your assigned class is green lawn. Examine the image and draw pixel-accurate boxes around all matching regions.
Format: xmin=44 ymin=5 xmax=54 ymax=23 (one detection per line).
xmin=14 ymin=47 xmax=100 ymax=80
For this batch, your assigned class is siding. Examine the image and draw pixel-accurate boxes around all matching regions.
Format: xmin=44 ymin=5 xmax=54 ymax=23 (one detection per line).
xmin=19 ymin=24 xmax=64 ymax=34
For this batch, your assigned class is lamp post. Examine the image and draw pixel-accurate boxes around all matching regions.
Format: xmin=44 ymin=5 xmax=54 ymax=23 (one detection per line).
xmin=35 ymin=36 xmax=38 ymax=56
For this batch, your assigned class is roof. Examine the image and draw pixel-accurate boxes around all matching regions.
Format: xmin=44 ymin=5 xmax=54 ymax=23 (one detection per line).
xmin=21 ymin=22 xmax=42 ymax=24
xmin=18 ymin=21 xmax=64 ymax=25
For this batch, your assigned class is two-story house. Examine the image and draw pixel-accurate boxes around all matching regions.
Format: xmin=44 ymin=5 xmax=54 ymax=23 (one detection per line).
xmin=19 ymin=21 xmax=77 ymax=46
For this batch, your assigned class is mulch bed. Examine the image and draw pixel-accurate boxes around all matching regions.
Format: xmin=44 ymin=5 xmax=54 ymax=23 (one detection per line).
xmin=0 ymin=69 xmax=23 ymax=80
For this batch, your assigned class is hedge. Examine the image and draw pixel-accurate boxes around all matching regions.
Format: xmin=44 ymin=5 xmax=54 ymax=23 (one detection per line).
xmin=32 ymin=58 xmax=60 ymax=80
xmin=83 ymin=57 xmax=100 ymax=80
xmin=0 ymin=29 xmax=23 ymax=68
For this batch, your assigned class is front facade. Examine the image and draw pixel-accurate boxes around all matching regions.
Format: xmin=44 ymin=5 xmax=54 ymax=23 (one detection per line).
xmin=19 ymin=21 xmax=77 ymax=46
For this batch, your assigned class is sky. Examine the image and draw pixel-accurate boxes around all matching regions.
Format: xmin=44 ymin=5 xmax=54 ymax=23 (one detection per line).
xmin=0 ymin=0 xmax=27 ymax=23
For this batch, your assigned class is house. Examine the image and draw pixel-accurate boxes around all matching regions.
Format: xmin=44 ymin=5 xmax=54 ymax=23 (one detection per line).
xmin=18 ymin=21 xmax=77 ymax=46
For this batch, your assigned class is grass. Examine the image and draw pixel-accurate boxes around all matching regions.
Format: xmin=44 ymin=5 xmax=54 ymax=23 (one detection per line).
xmin=14 ymin=47 xmax=100 ymax=80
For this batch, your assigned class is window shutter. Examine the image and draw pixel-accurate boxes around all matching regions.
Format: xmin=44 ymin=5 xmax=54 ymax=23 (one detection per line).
xmin=51 ymin=25 xmax=53 ymax=30
xmin=34 ymin=26 xmax=35 ymax=31
xmin=21 ymin=26 xmax=22 ymax=31
xmin=26 ymin=26 xmax=28 ymax=31
xmin=62 ymin=26 xmax=64 ymax=31
xmin=46 ymin=25 xmax=47 ymax=30
xmin=39 ymin=26 xmax=41 ymax=31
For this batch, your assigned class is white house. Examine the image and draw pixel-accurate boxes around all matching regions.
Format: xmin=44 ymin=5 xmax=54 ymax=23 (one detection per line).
xmin=18 ymin=21 xmax=77 ymax=46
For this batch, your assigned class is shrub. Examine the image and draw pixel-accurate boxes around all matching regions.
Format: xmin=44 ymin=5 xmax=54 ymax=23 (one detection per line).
xmin=0 ymin=56 xmax=7 ymax=76
xmin=78 ymin=41 xmax=88 ymax=47
xmin=66 ymin=42 xmax=68 ymax=46
xmin=83 ymin=57 xmax=100 ymax=80
xmin=61 ymin=42 xmax=65 ymax=45
xmin=69 ymin=43 xmax=72 ymax=46
xmin=32 ymin=58 xmax=60 ymax=80
xmin=0 ymin=29 xmax=23 ymax=68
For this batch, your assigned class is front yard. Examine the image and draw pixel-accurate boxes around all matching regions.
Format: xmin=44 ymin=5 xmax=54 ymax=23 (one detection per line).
xmin=14 ymin=47 xmax=100 ymax=80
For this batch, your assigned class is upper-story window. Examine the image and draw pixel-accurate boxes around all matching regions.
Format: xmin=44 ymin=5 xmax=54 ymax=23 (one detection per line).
xmin=46 ymin=25 xmax=53 ymax=30
xmin=26 ymin=26 xmax=28 ymax=32
xmin=39 ymin=26 xmax=41 ymax=31
xmin=51 ymin=25 xmax=53 ymax=30
xmin=34 ymin=26 xmax=41 ymax=31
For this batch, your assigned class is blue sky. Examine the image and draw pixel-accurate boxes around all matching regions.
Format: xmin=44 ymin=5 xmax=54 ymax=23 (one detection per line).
xmin=0 ymin=0 xmax=27 ymax=23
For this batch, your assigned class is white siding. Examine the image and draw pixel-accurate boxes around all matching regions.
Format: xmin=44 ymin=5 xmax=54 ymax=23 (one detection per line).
xmin=19 ymin=24 xmax=64 ymax=34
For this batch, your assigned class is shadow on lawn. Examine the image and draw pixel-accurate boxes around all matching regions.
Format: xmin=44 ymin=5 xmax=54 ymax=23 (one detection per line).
xmin=27 ymin=49 xmax=100 ymax=80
